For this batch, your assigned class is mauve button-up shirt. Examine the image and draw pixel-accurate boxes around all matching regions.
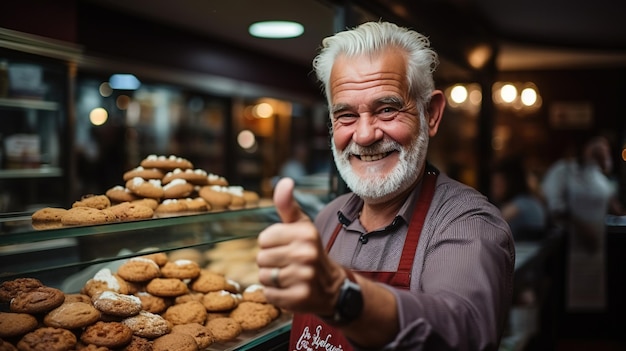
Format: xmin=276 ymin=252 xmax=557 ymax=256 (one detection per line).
xmin=314 ymin=171 xmax=515 ymax=351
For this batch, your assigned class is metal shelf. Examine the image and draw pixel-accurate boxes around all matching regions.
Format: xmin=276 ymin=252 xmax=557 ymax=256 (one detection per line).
xmin=0 ymin=167 xmax=62 ymax=179
xmin=0 ymin=97 xmax=59 ymax=111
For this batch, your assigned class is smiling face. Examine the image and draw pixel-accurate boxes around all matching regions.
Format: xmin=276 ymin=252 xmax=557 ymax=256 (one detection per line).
xmin=329 ymin=50 xmax=430 ymax=203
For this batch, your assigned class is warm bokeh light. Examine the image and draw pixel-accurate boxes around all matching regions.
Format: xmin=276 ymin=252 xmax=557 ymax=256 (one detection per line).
xmin=99 ymin=82 xmax=113 ymax=97
xmin=126 ymin=101 xmax=140 ymax=126
xmin=450 ymin=85 xmax=468 ymax=104
xmin=446 ymin=83 xmax=482 ymax=113
xmin=237 ymin=129 xmax=256 ymax=149
xmin=469 ymin=89 xmax=482 ymax=105
xmin=500 ymin=84 xmax=517 ymax=103
xmin=467 ymin=44 xmax=493 ymax=69
xmin=253 ymin=102 xmax=274 ymax=118
xmin=520 ymin=87 xmax=538 ymax=106
xmin=89 ymin=107 xmax=108 ymax=126
xmin=492 ymin=81 xmax=541 ymax=112
xmin=116 ymin=95 xmax=131 ymax=110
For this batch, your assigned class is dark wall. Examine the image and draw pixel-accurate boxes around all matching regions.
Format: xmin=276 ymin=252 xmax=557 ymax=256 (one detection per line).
xmin=1 ymin=0 xmax=78 ymax=43
xmin=497 ymin=68 xmax=626 ymax=165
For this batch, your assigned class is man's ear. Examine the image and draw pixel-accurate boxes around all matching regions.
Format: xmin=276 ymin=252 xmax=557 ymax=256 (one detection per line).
xmin=426 ymin=90 xmax=446 ymax=137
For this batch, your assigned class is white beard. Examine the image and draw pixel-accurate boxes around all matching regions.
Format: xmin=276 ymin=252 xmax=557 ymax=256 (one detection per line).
xmin=331 ymin=115 xmax=430 ymax=204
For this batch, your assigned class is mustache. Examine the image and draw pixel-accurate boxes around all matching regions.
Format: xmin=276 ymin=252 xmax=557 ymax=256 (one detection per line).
xmin=344 ymin=139 xmax=401 ymax=156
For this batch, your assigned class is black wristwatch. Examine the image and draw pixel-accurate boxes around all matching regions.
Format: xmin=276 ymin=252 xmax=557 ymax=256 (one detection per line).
xmin=322 ymin=268 xmax=363 ymax=325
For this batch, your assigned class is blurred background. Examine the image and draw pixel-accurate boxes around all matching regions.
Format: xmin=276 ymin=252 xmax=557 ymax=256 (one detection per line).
xmin=1 ymin=0 xmax=626 ymax=350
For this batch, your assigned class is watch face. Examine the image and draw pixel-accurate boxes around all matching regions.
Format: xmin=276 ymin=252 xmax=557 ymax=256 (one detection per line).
xmin=338 ymin=280 xmax=363 ymax=321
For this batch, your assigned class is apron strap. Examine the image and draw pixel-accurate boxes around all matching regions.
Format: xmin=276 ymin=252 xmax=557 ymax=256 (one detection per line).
xmin=326 ymin=165 xmax=439 ymax=275
xmin=397 ymin=167 xmax=437 ymax=273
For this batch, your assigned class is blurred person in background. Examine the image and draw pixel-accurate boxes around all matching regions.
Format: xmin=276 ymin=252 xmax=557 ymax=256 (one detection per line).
xmin=257 ymin=21 xmax=514 ymax=351
xmin=279 ymin=142 xmax=309 ymax=182
xmin=541 ymin=135 xmax=625 ymax=312
xmin=490 ymin=155 xmax=548 ymax=241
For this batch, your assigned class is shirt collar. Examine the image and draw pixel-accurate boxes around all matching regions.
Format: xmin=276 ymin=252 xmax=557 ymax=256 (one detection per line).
xmin=335 ymin=179 xmax=424 ymax=228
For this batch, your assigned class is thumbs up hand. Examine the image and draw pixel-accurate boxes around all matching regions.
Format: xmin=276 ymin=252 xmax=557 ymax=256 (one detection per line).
xmin=257 ymin=177 xmax=344 ymax=316
xmin=272 ymin=176 xmax=309 ymax=224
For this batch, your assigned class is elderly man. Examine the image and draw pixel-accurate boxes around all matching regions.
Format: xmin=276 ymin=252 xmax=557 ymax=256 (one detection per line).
xmin=257 ymin=21 xmax=515 ymax=351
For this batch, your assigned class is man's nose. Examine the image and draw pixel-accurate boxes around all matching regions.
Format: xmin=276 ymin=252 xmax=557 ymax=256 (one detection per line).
xmin=353 ymin=115 xmax=383 ymax=146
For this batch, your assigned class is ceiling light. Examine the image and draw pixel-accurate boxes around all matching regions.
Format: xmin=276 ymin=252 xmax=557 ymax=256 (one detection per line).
xmin=109 ymin=74 xmax=141 ymax=90
xmin=249 ymin=21 xmax=304 ymax=39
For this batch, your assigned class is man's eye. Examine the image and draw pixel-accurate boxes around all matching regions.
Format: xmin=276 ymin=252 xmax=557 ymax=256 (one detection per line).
xmin=335 ymin=114 xmax=358 ymax=124
xmin=378 ymin=107 xmax=398 ymax=119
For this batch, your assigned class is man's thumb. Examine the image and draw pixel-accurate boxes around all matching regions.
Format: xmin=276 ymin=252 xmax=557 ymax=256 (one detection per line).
xmin=273 ymin=177 xmax=308 ymax=224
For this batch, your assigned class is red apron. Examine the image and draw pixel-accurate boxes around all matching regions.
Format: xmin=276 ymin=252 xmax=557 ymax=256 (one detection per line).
xmin=288 ymin=168 xmax=438 ymax=351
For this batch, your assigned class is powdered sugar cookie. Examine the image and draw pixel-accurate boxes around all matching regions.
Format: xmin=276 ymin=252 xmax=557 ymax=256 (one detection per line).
xmin=92 ymin=291 xmax=142 ymax=317
xmin=122 ymin=311 xmax=172 ymax=339
xmin=160 ymin=259 xmax=201 ymax=280
xmin=207 ymin=173 xmax=229 ymax=186
xmin=162 ymin=178 xmax=194 ymax=199
xmin=162 ymin=168 xmax=209 ymax=186
xmin=139 ymin=251 xmax=169 ymax=266
xmin=82 ymin=268 xmax=130 ymax=297
xmin=106 ymin=186 xmax=139 ymax=203
xmin=154 ymin=199 xmax=188 ymax=214
xmin=198 ymin=186 xmax=232 ymax=210
xmin=123 ymin=166 xmax=165 ymax=181
xmin=225 ymin=186 xmax=246 ymax=209
xmin=201 ymin=290 xmax=239 ymax=312
xmin=140 ymin=155 xmax=193 ymax=171
xmin=242 ymin=284 xmax=267 ymax=304
xmin=126 ymin=177 xmax=164 ymax=199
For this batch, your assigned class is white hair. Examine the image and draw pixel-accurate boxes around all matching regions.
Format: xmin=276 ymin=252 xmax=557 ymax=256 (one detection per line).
xmin=312 ymin=21 xmax=439 ymax=111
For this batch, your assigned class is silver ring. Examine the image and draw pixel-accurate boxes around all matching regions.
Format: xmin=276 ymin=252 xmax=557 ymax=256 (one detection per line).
xmin=270 ymin=267 xmax=280 ymax=288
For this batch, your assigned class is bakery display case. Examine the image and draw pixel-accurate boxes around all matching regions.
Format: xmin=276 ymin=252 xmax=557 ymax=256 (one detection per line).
xmin=0 ymin=28 xmax=81 ymax=212
xmin=0 ymin=205 xmax=293 ymax=350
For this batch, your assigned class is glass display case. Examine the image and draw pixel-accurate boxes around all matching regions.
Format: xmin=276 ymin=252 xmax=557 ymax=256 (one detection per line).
xmin=0 ymin=205 xmax=292 ymax=351
xmin=0 ymin=28 xmax=81 ymax=212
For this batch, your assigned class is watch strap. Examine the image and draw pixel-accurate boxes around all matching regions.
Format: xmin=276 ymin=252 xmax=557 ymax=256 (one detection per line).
xmin=319 ymin=267 xmax=362 ymax=326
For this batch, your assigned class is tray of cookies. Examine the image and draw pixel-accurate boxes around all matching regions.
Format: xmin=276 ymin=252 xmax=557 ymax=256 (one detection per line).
xmin=0 ymin=248 xmax=292 ymax=351
xmin=29 ymin=154 xmax=264 ymax=230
